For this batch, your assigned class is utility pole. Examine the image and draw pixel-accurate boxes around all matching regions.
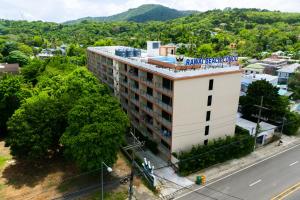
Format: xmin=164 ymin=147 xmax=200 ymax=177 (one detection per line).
xmin=279 ymin=114 xmax=287 ymax=145
xmin=252 ymin=96 xmax=269 ymax=149
xmin=122 ymin=128 xmax=144 ymax=200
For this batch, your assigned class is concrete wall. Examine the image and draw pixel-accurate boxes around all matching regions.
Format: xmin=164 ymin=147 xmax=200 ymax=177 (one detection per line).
xmin=171 ymin=72 xmax=242 ymax=153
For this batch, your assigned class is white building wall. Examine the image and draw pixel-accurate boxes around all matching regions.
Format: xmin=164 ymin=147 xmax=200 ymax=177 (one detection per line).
xmin=171 ymin=72 xmax=242 ymax=153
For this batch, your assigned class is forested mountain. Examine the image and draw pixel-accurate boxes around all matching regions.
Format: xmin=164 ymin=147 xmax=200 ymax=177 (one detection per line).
xmin=65 ymin=4 xmax=197 ymax=24
xmin=1 ymin=8 xmax=300 ymax=59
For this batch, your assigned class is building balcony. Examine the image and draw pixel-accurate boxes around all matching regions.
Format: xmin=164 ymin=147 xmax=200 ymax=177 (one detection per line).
xmin=140 ymin=90 xmax=155 ymax=102
xmin=130 ymin=97 xmax=140 ymax=107
xmin=158 ymin=144 xmax=171 ymax=156
xmin=120 ymin=78 xmax=128 ymax=86
xmin=155 ymin=98 xmax=172 ymax=113
xmin=140 ymin=77 xmax=153 ymax=87
xmin=128 ymin=72 xmax=139 ymax=81
xmin=154 ymin=112 xmax=172 ymax=129
xmin=120 ymin=91 xmax=129 ymax=98
xmin=120 ymin=100 xmax=128 ymax=110
xmin=141 ymin=104 xmax=154 ymax=116
xmin=155 ymin=83 xmax=173 ymax=96
xmin=129 ymin=83 xmax=139 ymax=93
xmin=129 ymin=108 xmax=140 ymax=118
xmin=107 ymin=70 xmax=113 ymax=77
xmin=154 ymin=126 xmax=172 ymax=143
xmin=141 ymin=118 xmax=155 ymax=131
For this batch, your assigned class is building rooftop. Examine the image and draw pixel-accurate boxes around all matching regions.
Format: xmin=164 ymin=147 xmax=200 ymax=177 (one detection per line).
xmin=277 ymin=63 xmax=300 ymax=73
xmin=244 ymin=63 xmax=265 ymax=70
xmin=242 ymin=73 xmax=278 ymax=82
xmin=261 ymin=58 xmax=287 ymax=64
xmin=0 ymin=63 xmax=20 ymax=74
xmin=88 ymin=46 xmax=241 ymax=79
xmin=236 ymin=114 xmax=277 ymax=137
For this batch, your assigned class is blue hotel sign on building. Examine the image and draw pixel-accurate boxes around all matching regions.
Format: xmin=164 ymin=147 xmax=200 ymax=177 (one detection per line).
xmin=184 ymin=56 xmax=239 ymax=66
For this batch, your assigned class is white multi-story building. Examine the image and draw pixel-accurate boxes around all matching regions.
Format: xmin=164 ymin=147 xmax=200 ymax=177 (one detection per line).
xmin=87 ymin=43 xmax=242 ymax=160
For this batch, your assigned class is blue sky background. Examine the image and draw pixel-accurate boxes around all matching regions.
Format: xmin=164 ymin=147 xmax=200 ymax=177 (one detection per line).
xmin=1 ymin=0 xmax=300 ymax=23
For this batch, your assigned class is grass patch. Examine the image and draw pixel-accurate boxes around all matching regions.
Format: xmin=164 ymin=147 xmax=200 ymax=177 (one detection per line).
xmin=0 ymin=156 xmax=10 ymax=170
xmin=85 ymin=190 xmax=127 ymax=200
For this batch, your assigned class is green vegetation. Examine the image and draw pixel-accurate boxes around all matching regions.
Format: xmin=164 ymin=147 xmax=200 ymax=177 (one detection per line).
xmin=3 ymin=57 xmax=129 ymax=170
xmin=65 ymin=4 xmax=196 ymax=24
xmin=0 ymin=6 xmax=300 ymax=173
xmin=0 ymin=75 xmax=31 ymax=136
xmin=1 ymin=8 xmax=300 ymax=59
xmin=0 ymin=156 xmax=10 ymax=170
xmin=240 ymin=80 xmax=300 ymax=135
xmin=86 ymin=190 xmax=127 ymax=200
xmin=175 ymin=133 xmax=255 ymax=176
xmin=288 ymin=72 xmax=300 ymax=100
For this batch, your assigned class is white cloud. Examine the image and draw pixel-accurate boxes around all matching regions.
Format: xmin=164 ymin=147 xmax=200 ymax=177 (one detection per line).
xmin=0 ymin=0 xmax=299 ymax=23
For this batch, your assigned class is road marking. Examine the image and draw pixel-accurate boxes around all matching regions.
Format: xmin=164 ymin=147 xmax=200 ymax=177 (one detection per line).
xmin=249 ymin=179 xmax=262 ymax=187
xmin=271 ymin=182 xmax=300 ymax=200
xmin=289 ymin=161 xmax=299 ymax=166
xmin=174 ymin=143 xmax=300 ymax=200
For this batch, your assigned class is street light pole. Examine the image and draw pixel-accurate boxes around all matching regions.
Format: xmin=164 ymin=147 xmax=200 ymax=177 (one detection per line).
xmin=101 ymin=161 xmax=103 ymax=200
xmin=101 ymin=161 xmax=113 ymax=200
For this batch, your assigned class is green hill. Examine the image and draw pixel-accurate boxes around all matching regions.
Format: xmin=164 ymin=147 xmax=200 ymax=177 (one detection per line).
xmin=64 ymin=4 xmax=198 ymax=24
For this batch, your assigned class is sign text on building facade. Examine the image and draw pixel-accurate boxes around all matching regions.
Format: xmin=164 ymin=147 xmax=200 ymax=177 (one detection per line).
xmin=185 ymin=56 xmax=238 ymax=66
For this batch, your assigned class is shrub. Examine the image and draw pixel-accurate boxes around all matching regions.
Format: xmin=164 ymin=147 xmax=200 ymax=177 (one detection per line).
xmin=176 ymin=134 xmax=255 ymax=176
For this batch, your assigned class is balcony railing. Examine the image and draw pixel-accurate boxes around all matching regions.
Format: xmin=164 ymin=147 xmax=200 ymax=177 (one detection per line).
xmin=107 ymin=70 xmax=113 ymax=77
xmin=140 ymin=77 xmax=153 ymax=86
xmin=155 ymin=98 xmax=172 ymax=113
xmin=155 ymin=82 xmax=173 ymax=96
xmin=154 ymin=112 xmax=172 ymax=128
xmin=129 ymin=83 xmax=139 ymax=93
xmin=154 ymin=126 xmax=172 ymax=142
xmin=141 ymin=104 xmax=154 ymax=116
xmin=120 ymin=78 xmax=128 ymax=86
xmin=130 ymin=97 xmax=140 ymax=106
xmin=140 ymin=90 xmax=154 ymax=102
xmin=120 ymin=91 xmax=128 ymax=98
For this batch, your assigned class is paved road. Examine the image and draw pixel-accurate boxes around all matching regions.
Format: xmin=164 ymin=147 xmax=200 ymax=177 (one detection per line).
xmin=176 ymin=145 xmax=300 ymax=200
xmin=284 ymin=190 xmax=300 ymax=200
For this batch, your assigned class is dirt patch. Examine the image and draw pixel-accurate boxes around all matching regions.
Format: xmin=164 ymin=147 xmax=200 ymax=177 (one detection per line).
xmin=0 ymin=142 xmax=136 ymax=200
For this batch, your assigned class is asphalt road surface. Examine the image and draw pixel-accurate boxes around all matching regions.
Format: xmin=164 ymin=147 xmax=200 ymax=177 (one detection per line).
xmin=284 ymin=190 xmax=300 ymax=200
xmin=175 ymin=144 xmax=300 ymax=200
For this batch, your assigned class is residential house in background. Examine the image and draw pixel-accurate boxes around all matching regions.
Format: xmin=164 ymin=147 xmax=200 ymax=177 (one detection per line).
xmin=236 ymin=113 xmax=277 ymax=145
xmin=243 ymin=63 xmax=265 ymax=75
xmin=277 ymin=63 xmax=300 ymax=84
xmin=0 ymin=63 xmax=20 ymax=75
xmin=241 ymin=73 xmax=278 ymax=95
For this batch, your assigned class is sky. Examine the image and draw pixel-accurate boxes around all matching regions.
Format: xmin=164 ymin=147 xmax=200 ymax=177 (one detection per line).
xmin=1 ymin=0 xmax=300 ymax=23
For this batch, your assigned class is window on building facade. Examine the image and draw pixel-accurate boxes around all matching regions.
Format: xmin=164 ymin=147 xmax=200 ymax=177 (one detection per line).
xmin=147 ymin=101 xmax=153 ymax=110
xmin=206 ymin=111 xmax=211 ymax=121
xmin=207 ymin=95 xmax=212 ymax=106
xmin=205 ymin=125 xmax=209 ymax=136
xmin=162 ymin=94 xmax=172 ymax=106
xmin=204 ymin=139 xmax=208 ymax=145
xmin=147 ymin=72 xmax=153 ymax=82
xmin=163 ymin=78 xmax=173 ymax=90
xmin=147 ymin=87 xmax=153 ymax=96
xmin=209 ymin=79 xmax=214 ymax=90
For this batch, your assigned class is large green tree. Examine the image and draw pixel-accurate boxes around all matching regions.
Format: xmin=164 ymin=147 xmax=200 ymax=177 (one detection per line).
xmin=4 ymin=50 xmax=29 ymax=66
xmin=0 ymin=75 xmax=31 ymax=136
xmin=6 ymin=92 xmax=67 ymax=159
xmin=60 ymin=94 xmax=129 ymax=170
xmin=240 ymin=80 xmax=300 ymax=135
xmin=288 ymin=72 xmax=300 ymax=100
xmin=240 ymin=80 xmax=289 ymax=121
